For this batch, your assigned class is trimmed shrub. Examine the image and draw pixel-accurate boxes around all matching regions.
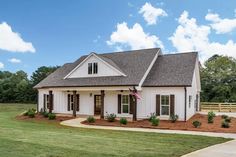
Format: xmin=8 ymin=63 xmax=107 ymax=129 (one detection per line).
xmin=221 ymin=120 xmax=230 ymax=128
xmin=27 ymin=110 xmax=35 ymax=118
xmin=87 ymin=116 xmax=95 ymax=123
xmin=225 ymin=117 xmax=231 ymax=123
xmin=192 ymin=120 xmax=201 ymax=128
xmin=106 ymin=113 xmax=116 ymax=122
xmin=169 ymin=114 xmax=179 ymax=123
xmin=43 ymin=111 xmax=49 ymax=118
xmin=221 ymin=114 xmax=228 ymax=119
xmin=207 ymin=111 xmax=216 ymax=123
xmin=48 ymin=113 xmax=56 ymax=120
xmin=148 ymin=113 xmax=157 ymax=122
xmin=120 ymin=118 xmax=127 ymax=125
xmin=151 ymin=118 xmax=160 ymax=126
xmin=22 ymin=110 xmax=28 ymax=116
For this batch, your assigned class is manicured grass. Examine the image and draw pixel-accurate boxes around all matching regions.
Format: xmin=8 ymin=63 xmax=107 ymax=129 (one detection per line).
xmin=0 ymin=103 xmax=231 ymax=157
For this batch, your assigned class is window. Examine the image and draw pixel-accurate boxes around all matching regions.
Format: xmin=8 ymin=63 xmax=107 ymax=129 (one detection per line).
xmin=189 ymin=95 xmax=192 ymax=108
xmin=70 ymin=95 xmax=74 ymax=110
xmin=88 ymin=63 xmax=92 ymax=74
xmin=161 ymin=95 xmax=170 ymax=116
xmin=93 ymin=63 xmax=98 ymax=74
xmin=88 ymin=62 xmax=98 ymax=74
xmin=46 ymin=95 xmax=49 ymax=109
xmin=122 ymin=95 xmax=129 ymax=114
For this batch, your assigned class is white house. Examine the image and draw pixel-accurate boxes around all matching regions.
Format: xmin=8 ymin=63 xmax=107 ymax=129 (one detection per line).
xmin=35 ymin=48 xmax=201 ymax=121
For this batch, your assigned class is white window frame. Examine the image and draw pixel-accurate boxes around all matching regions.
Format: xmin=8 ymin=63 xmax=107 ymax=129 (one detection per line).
xmin=88 ymin=62 xmax=98 ymax=75
xmin=160 ymin=95 xmax=170 ymax=116
xmin=121 ymin=95 xmax=129 ymax=114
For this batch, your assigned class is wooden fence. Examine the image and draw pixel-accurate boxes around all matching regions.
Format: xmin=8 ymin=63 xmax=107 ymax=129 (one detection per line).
xmin=200 ymin=102 xmax=236 ymax=112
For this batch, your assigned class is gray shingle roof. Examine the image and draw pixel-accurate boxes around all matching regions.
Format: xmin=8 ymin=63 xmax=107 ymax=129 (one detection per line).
xmin=34 ymin=48 xmax=160 ymax=88
xmin=143 ymin=52 xmax=198 ymax=87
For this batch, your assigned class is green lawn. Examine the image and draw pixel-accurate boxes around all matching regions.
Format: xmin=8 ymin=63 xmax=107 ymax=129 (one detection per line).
xmin=0 ymin=104 xmax=231 ymax=157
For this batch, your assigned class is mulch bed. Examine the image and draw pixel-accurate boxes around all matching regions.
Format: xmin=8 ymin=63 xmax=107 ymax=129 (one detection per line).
xmin=82 ymin=114 xmax=236 ymax=133
xmin=16 ymin=114 xmax=73 ymax=123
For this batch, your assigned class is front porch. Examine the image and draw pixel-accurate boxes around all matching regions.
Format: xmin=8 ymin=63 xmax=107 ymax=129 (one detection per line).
xmin=38 ymin=86 xmax=139 ymax=121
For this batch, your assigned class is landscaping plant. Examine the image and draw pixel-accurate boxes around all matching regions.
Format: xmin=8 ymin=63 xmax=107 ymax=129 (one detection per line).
xmin=225 ymin=117 xmax=231 ymax=123
xmin=43 ymin=111 xmax=49 ymax=118
xmin=151 ymin=118 xmax=160 ymax=126
xmin=221 ymin=114 xmax=228 ymax=119
xmin=169 ymin=114 xmax=179 ymax=123
xmin=48 ymin=113 xmax=56 ymax=120
xmin=148 ymin=113 xmax=157 ymax=122
xmin=192 ymin=120 xmax=201 ymax=128
xmin=119 ymin=118 xmax=127 ymax=125
xmin=207 ymin=111 xmax=216 ymax=123
xmin=221 ymin=120 xmax=230 ymax=128
xmin=87 ymin=116 xmax=95 ymax=123
xmin=106 ymin=113 xmax=116 ymax=122
xmin=27 ymin=110 xmax=35 ymax=118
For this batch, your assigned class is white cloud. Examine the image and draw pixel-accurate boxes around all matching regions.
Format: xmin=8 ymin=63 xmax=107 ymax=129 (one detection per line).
xmin=205 ymin=12 xmax=236 ymax=34
xmin=107 ymin=22 xmax=164 ymax=50
xmin=139 ymin=2 xmax=167 ymax=25
xmin=8 ymin=58 xmax=21 ymax=63
xmin=0 ymin=22 xmax=35 ymax=53
xmin=0 ymin=62 xmax=4 ymax=69
xmin=169 ymin=11 xmax=236 ymax=61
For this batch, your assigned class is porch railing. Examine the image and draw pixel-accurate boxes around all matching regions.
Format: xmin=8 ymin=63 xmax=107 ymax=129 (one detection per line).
xmin=200 ymin=102 xmax=236 ymax=112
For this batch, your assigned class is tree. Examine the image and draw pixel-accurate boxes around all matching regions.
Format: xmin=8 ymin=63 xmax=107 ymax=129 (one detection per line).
xmin=201 ymin=55 xmax=236 ymax=102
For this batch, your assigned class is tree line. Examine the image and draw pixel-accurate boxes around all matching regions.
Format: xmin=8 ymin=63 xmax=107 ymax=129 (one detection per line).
xmin=0 ymin=66 xmax=59 ymax=103
xmin=0 ymin=55 xmax=235 ymax=103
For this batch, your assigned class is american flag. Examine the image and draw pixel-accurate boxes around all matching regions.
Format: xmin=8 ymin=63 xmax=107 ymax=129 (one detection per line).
xmin=129 ymin=87 xmax=141 ymax=100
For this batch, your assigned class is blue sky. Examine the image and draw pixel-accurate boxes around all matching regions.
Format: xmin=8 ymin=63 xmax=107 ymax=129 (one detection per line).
xmin=0 ymin=0 xmax=236 ymax=76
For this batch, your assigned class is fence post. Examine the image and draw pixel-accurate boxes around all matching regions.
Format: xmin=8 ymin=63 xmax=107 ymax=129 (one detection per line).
xmin=219 ymin=104 xmax=221 ymax=112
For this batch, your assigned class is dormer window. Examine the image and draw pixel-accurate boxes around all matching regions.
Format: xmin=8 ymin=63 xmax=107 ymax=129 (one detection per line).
xmin=88 ymin=62 xmax=98 ymax=74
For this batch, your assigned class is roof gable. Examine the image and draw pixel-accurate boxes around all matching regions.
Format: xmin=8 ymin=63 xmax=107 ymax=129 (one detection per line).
xmin=64 ymin=53 xmax=126 ymax=78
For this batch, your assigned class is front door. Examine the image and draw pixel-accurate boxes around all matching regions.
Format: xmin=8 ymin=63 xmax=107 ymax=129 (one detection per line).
xmin=94 ymin=95 xmax=101 ymax=115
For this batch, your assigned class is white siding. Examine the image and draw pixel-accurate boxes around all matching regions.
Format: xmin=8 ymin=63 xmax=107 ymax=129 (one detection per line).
xmin=68 ymin=55 xmax=122 ymax=78
xmin=140 ymin=87 xmax=186 ymax=120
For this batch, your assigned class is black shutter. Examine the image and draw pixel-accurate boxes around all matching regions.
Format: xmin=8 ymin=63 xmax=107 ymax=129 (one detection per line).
xmin=170 ymin=95 xmax=175 ymax=115
xmin=156 ymin=95 xmax=160 ymax=116
xmin=52 ymin=94 xmax=54 ymax=110
xmin=76 ymin=94 xmax=80 ymax=111
xmin=43 ymin=94 xmax=46 ymax=111
xmin=129 ymin=95 xmax=133 ymax=114
xmin=67 ymin=94 xmax=71 ymax=111
xmin=118 ymin=94 xmax=121 ymax=114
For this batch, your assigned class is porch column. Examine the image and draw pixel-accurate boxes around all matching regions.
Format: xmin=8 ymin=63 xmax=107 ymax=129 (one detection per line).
xmin=101 ymin=90 xmax=105 ymax=119
xmin=133 ymin=96 xmax=137 ymax=121
xmin=73 ymin=91 xmax=77 ymax=117
xmin=49 ymin=90 xmax=53 ymax=113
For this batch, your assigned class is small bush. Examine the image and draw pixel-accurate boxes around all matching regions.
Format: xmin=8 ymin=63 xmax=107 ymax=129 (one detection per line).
xmin=151 ymin=118 xmax=160 ymax=126
xmin=221 ymin=114 xmax=228 ymax=119
xmin=192 ymin=120 xmax=201 ymax=128
xmin=225 ymin=117 xmax=231 ymax=123
xmin=27 ymin=110 xmax=35 ymax=118
xmin=120 ymin=118 xmax=127 ymax=125
xmin=22 ymin=110 xmax=28 ymax=116
xmin=87 ymin=116 xmax=95 ymax=123
xmin=169 ymin=114 xmax=179 ymax=123
xmin=148 ymin=113 xmax=157 ymax=122
xmin=221 ymin=120 xmax=230 ymax=128
xmin=48 ymin=113 xmax=56 ymax=120
xmin=106 ymin=113 xmax=116 ymax=122
xmin=207 ymin=111 xmax=216 ymax=123
xmin=43 ymin=111 xmax=49 ymax=118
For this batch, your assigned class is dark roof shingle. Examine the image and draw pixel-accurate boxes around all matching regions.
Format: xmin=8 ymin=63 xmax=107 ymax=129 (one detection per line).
xmin=143 ymin=52 xmax=198 ymax=87
xmin=34 ymin=48 xmax=160 ymax=88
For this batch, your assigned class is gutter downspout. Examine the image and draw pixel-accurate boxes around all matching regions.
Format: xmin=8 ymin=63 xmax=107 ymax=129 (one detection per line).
xmin=184 ymin=87 xmax=187 ymax=121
